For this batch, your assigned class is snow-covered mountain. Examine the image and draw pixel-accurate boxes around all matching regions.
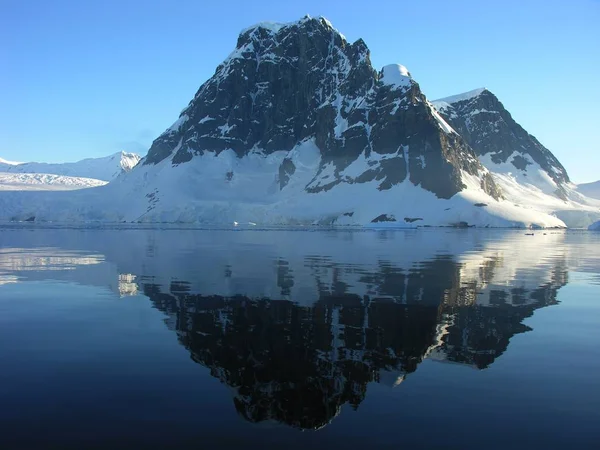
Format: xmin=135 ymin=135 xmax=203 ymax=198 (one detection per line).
xmin=433 ymin=89 xmax=600 ymax=227
xmin=0 ymin=151 xmax=140 ymax=182
xmin=432 ymin=88 xmax=569 ymax=196
xmin=144 ymin=18 xmax=499 ymax=203
xmin=578 ymin=180 xmax=600 ymax=200
xmin=0 ymin=16 xmax=597 ymax=227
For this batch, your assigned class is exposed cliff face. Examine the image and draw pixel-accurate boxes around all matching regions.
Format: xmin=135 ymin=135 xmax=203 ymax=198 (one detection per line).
xmin=145 ymin=16 xmax=499 ymax=200
xmin=433 ymin=89 xmax=569 ymax=198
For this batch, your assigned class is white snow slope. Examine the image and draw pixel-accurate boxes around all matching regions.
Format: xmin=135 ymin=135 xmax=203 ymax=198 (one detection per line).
xmin=0 ymin=172 xmax=107 ymax=191
xmin=578 ymin=181 xmax=600 ymax=200
xmin=0 ymin=157 xmax=23 ymax=165
xmin=0 ymin=151 xmax=140 ymax=182
xmin=0 ymin=138 xmax=586 ymax=228
xmin=432 ymin=88 xmax=487 ymax=111
xmin=475 ymin=152 xmax=600 ymax=228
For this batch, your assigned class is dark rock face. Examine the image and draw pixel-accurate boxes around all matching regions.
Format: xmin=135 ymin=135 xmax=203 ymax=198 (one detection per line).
xmin=434 ymin=89 xmax=569 ymax=198
xmin=278 ymin=158 xmax=295 ymax=189
xmin=145 ymin=16 xmax=500 ymax=200
xmin=371 ymin=214 xmax=396 ymax=223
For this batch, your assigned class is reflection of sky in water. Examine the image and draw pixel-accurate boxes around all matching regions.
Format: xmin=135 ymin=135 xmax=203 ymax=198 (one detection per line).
xmin=0 ymin=247 xmax=104 ymax=271
xmin=0 ymin=247 xmax=103 ymax=286
xmin=1 ymin=229 xmax=598 ymax=303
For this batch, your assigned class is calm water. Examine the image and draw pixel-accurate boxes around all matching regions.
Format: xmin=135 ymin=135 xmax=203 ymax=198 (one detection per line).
xmin=0 ymin=227 xmax=599 ymax=449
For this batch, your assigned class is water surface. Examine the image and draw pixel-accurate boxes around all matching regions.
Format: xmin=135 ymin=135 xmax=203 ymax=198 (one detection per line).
xmin=0 ymin=227 xmax=599 ymax=449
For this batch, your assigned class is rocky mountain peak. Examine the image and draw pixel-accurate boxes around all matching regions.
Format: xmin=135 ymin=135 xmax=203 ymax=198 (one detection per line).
xmin=433 ymin=88 xmax=570 ymax=197
xmin=236 ymin=15 xmax=349 ymax=47
xmin=143 ymin=16 xmax=501 ymax=200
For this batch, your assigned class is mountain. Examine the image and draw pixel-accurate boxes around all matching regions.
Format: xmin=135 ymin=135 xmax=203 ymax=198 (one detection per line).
xmin=433 ymin=89 xmax=600 ymax=227
xmin=144 ymin=16 xmax=499 ymax=203
xmin=433 ymin=88 xmax=570 ymax=198
xmin=0 ymin=16 xmax=595 ymax=227
xmin=578 ymin=180 xmax=600 ymax=200
xmin=0 ymin=151 xmax=140 ymax=182
xmin=79 ymin=16 xmax=563 ymax=226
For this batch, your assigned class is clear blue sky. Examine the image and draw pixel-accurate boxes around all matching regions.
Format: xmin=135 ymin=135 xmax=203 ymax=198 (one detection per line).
xmin=2 ymin=0 xmax=599 ymax=182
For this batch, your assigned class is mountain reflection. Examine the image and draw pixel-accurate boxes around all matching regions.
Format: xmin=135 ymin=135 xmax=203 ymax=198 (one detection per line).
xmin=0 ymin=228 xmax=579 ymax=430
xmin=146 ymin=289 xmax=440 ymax=429
xmin=141 ymin=247 xmax=568 ymax=430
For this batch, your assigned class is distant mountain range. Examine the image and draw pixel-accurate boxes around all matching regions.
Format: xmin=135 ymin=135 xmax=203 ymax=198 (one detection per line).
xmin=0 ymin=16 xmax=598 ymax=228
xmin=0 ymin=151 xmax=140 ymax=191
xmin=0 ymin=151 xmax=140 ymax=182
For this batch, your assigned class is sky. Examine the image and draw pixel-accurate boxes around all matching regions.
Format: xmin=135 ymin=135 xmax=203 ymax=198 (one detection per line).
xmin=1 ymin=0 xmax=599 ymax=183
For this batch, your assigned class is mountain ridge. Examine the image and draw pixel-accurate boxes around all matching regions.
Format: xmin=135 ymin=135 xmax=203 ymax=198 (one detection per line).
xmin=432 ymin=88 xmax=570 ymax=196
xmin=0 ymin=151 xmax=140 ymax=182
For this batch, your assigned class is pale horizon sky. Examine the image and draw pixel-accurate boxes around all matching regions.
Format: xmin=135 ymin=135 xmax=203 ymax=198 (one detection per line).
xmin=2 ymin=0 xmax=599 ymax=183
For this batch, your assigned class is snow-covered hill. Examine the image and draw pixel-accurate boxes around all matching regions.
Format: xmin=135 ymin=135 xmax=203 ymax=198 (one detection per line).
xmin=0 ymin=151 xmax=140 ymax=182
xmin=578 ymin=181 xmax=600 ymax=200
xmin=0 ymin=157 xmax=23 ymax=165
xmin=0 ymin=16 xmax=596 ymax=228
xmin=0 ymin=173 xmax=107 ymax=191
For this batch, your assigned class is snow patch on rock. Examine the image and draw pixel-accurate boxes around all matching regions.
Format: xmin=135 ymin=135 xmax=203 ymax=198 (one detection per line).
xmin=434 ymin=88 xmax=487 ymax=106
xmin=380 ymin=64 xmax=412 ymax=89
xmin=427 ymin=101 xmax=455 ymax=134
